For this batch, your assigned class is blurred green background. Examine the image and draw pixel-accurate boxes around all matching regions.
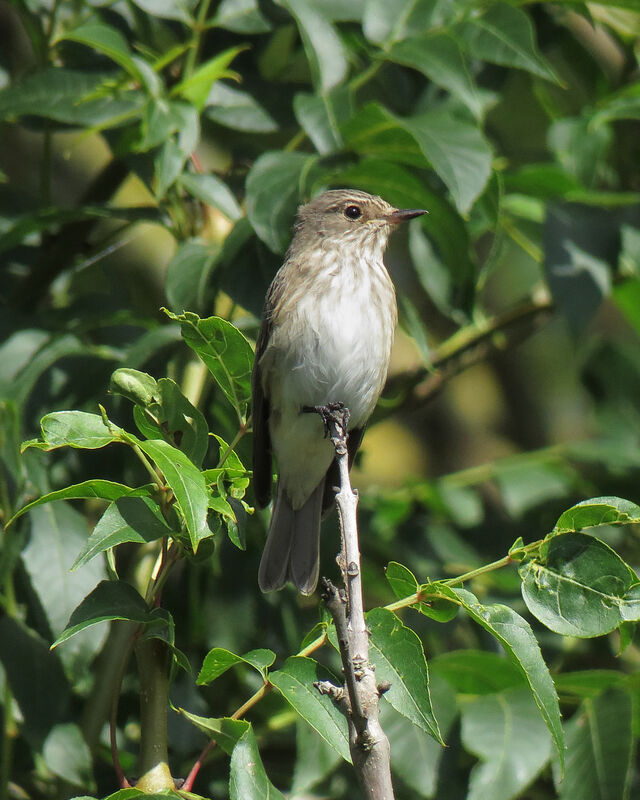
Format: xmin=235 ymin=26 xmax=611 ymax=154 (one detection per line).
xmin=1 ymin=0 xmax=639 ymax=798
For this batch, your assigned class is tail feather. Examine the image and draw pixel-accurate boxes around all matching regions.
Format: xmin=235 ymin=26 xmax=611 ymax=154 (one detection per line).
xmin=258 ymin=481 xmax=324 ymax=595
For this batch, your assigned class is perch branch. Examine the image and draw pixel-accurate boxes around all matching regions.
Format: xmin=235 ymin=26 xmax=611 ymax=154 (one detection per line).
xmin=316 ymin=406 xmax=395 ymax=800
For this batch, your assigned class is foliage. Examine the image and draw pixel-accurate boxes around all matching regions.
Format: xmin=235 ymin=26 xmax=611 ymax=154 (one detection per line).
xmin=1 ymin=0 xmax=639 ymax=799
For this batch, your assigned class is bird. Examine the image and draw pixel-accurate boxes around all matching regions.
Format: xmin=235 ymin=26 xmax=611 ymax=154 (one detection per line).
xmin=251 ymin=189 xmax=427 ymax=594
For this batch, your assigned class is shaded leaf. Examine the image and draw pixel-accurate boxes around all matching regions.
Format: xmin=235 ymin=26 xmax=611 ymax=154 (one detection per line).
xmin=269 ymin=656 xmax=351 ymax=762
xmin=556 ymin=689 xmax=634 ymax=800
xmin=71 ymin=496 xmax=175 ymax=570
xmin=389 ymin=33 xmax=483 ymax=119
xmin=278 ymin=0 xmax=348 ymax=92
xmin=367 ymin=608 xmax=442 ymax=742
xmin=246 ymin=151 xmax=319 ymax=253
xmin=204 ymin=82 xmax=277 ymax=132
xmin=450 ymin=587 xmax=565 ymax=770
xmin=460 ymin=3 xmax=559 ymax=83
xmin=52 ymin=580 xmax=158 ymax=646
xmin=293 ymin=87 xmax=352 ymax=154
xmin=210 ymin=0 xmax=272 ymax=33
xmin=405 ymin=110 xmax=493 ymax=214
xmin=60 ymin=23 xmax=141 ymax=79
xmin=165 ymin=240 xmax=220 ymax=316
xmin=230 ymin=726 xmax=286 ymax=800
xmin=179 ymin=173 xmax=242 ymax=220
xmin=43 ymin=723 xmax=93 ymax=788
xmin=462 ymin=688 xmax=552 ymax=800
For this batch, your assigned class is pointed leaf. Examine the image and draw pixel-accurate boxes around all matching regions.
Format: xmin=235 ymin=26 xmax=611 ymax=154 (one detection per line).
xmin=179 ymin=173 xmax=242 ymax=220
xmin=460 ymin=3 xmax=559 ymax=83
xmin=230 ymin=726 xmax=287 ymax=800
xmin=278 ymin=0 xmax=347 ymax=92
xmin=53 ymin=580 xmax=158 ymax=647
xmin=269 ymin=656 xmax=351 ymax=762
xmin=450 ymin=587 xmax=564 ymax=771
xmin=137 ymin=438 xmax=210 ymax=550
xmin=462 ymin=688 xmax=552 ymax=800
xmin=8 ymin=480 xmax=150 ymax=527
xmin=72 ymin=496 xmax=175 ymax=570
xmin=176 ymin=710 xmax=250 ymax=754
xmin=197 ymin=647 xmax=275 ymax=684
xmin=60 ymin=23 xmax=141 ymax=79
xmin=173 ymin=46 xmax=246 ymax=110
xmin=557 ymin=690 xmax=634 ymax=800
xmin=366 ymin=608 xmax=442 ymax=742
xmin=23 ymin=411 xmax=122 ymax=452
xmin=164 ymin=311 xmax=253 ymax=420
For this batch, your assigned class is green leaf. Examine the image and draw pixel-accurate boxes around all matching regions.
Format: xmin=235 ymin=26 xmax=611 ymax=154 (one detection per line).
xmin=110 ymin=368 xmax=159 ymax=406
xmin=363 ymin=0 xmax=445 ymax=45
xmin=0 ymin=68 xmax=144 ymax=126
xmin=154 ymin=138 xmax=187 ymax=199
xmin=291 ymin=718 xmax=341 ymax=795
xmin=554 ymin=669 xmax=630 ymax=699
xmin=548 ymin=116 xmax=613 ymax=187
xmin=553 ymin=496 xmax=640 ymax=533
xmin=461 ymin=688 xmax=552 ymax=800
xmin=173 ymin=46 xmax=246 ymax=110
xmin=8 ymin=480 xmax=149 ymax=527
xmin=431 ymin=650 xmax=526 ymax=695
xmin=175 ymin=710 xmax=250 ymax=754
xmin=52 ymin=580 xmax=158 ymax=647
xmin=385 ymin=560 xmax=419 ymax=599
xmin=0 ymin=206 xmax=159 ymax=255
xmin=519 ymin=532 xmax=640 ymax=637
xmin=450 ymin=587 xmax=565 ymax=771
xmin=137 ymin=438 xmax=210 ymax=550
xmin=179 ymin=173 xmax=242 ymax=220
xmin=230 ymin=726 xmax=287 ymax=800
xmin=0 ymin=616 xmax=70 ymax=747
xmin=459 ymin=3 xmax=559 ymax=83
xmin=204 ymin=82 xmax=277 ymax=132
xmin=404 ymin=110 xmax=493 ymax=214
xmin=60 ymin=23 xmax=142 ymax=80
xmin=22 ymin=503 xmax=107 ymax=675
xmin=197 ymin=647 xmax=275 ymax=684
xmin=342 ymin=103 xmax=426 ymax=167
xmin=278 ymin=0 xmax=348 ymax=92
xmin=366 ymin=608 xmax=442 ymax=742
xmin=293 ymin=87 xmax=352 ymax=154
xmin=43 ymin=723 xmax=93 ymax=788
xmin=388 ymin=33 xmax=483 ymax=119
xmin=23 ymin=411 xmax=122 ymax=452
xmin=71 ymin=496 xmax=175 ymax=570
xmin=245 ymin=151 xmax=319 ymax=253
xmin=210 ymin=0 xmax=272 ymax=33
xmin=269 ymin=656 xmax=351 ymax=762
xmin=556 ymin=690 xmax=634 ymax=800
xmin=418 ymin=581 xmax=460 ymax=622
xmin=165 ymin=240 xmax=220 ymax=316
xmin=382 ymin=674 xmax=457 ymax=797
xmin=165 ymin=311 xmax=254 ymax=420
xmin=129 ymin=0 xmax=195 ymax=22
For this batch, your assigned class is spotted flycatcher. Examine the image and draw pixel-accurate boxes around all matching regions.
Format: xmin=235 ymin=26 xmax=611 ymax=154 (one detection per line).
xmin=252 ymin=189 xmax=426 ymax=594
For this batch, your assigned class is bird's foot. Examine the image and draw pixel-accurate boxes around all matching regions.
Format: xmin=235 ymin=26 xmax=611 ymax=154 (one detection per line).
xmin=302 ymin=402 xmax=350 ymax=441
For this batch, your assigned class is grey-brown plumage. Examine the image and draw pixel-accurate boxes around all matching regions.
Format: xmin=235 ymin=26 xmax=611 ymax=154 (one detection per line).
xmin=252 ymin=189 xmax=426 ymax=594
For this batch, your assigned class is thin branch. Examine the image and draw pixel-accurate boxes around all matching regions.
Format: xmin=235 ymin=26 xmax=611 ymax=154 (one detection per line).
xmin=318 ymin=405 xmax=395 ymax=800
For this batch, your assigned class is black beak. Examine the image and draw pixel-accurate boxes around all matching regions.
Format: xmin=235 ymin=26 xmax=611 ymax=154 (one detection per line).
xmin=387 ymin=208 xmax=428 ymax=224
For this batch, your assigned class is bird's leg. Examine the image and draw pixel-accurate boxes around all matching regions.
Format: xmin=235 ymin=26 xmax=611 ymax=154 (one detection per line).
xmin=302 ymin=402 xmax=350 ymax=445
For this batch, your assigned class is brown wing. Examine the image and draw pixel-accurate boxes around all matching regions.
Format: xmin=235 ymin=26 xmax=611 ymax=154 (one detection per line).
xmin=251 ymin=271 xmax=287 ymax=509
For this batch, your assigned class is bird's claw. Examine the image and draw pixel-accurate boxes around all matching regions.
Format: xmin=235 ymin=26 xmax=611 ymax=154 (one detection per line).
xmin=303 ymin=402 xmax=350 ymax=439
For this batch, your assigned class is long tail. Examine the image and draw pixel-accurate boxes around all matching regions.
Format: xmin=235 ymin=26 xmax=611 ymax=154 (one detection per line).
xmin=258 ymin=480 xmax=324 ymax=595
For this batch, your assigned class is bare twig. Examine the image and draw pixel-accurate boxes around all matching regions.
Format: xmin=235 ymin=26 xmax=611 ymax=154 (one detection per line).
xmin=316 ymin=406 xmax=395 ymax=800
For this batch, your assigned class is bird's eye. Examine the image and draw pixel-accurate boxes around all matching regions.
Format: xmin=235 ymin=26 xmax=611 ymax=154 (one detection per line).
xmin=344 ymin=204 xmax=362 ymax=220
